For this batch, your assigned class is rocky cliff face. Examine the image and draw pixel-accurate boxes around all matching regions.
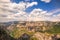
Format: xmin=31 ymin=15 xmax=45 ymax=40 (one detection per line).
xmin=0 ymin=21 xmax=60 ymax=40
xmin=33 ymin=32 xmax=60 ymax=40
xmin=5 ymin=21 xmax=60 ymax=32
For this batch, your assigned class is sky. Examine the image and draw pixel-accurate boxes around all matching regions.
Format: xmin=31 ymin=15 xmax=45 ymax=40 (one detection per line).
xmin=11 ymin=0 xmax=60 ymax=12
xmin=0 ymin=0 xmax=60 ymax=22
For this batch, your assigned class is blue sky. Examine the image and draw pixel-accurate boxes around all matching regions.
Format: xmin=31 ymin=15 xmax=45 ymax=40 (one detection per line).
xmin=11 ymin=0 xmax=60 ymax=12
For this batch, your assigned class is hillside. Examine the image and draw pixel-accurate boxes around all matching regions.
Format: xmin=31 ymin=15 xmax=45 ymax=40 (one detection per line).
xmin=0 ymin=21 xmax=60 ymax=40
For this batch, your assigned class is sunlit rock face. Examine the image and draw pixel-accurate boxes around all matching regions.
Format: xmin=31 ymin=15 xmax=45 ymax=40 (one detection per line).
xmin=33 ymin=32 xmax=52 ymax=40
xmin=0 ymin=21 xmax=60 ymax=40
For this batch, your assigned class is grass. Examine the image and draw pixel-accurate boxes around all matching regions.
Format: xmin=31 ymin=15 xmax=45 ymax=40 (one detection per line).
xmin=30 ymin=37 xmax=38 ymax=40
xmin=9 ymin=24 xmax=60 ymax=39
xmin=9 ymin=27 xmax=35 ymax=39
xmin=45 ymin=25 xmax=60 ymax=34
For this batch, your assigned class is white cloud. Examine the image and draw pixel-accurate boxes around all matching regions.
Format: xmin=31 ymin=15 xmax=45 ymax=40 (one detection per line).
xmin=49 ymin=9 xmax=60 ymax=14
xmin=26 ymin=2 xmax=38 ymax=8
xmin=28 ymin=8 xmax=47 ymax=21
xmin=47 ymin=9 xmax=60 ymax=22
xmin=0 ymin=0 xmax=60 ymax=22
xmin=0 ymin=0 xmax=38 ymax=22
xmin=0 ymin=0 xmax=10 ymax=2
xmin=28 ymin=8 xmax=60 ymax=22
xmin=41 ymin=0 xmax=51 ymax=3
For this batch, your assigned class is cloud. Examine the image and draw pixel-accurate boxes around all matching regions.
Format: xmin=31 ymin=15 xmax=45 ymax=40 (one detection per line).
xmin=41 ymin=0 xmax=51 ymax=3
xmin=47 ymin=9 xmax=60 ymax=22
xmin=0 ymin=0 xmax=10 ymax=2
xmin=49 ymin=9 xmax=60 ymax=14
xmin=28 ymin=8 xmax=60 ymax=22
xmin=0 ymin=0 xmax=38 ymax=22
xmin=26 ymin=2 xmax=38 ymax=8
xmin=28 ymin=8 xmax=48 ymax=21
xmin=0 ymin=0 xmax=60 ymax=22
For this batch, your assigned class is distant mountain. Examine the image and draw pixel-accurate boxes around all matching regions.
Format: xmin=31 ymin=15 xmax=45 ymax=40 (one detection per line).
xmin=0 ymin=21 xmax=60 ymax=32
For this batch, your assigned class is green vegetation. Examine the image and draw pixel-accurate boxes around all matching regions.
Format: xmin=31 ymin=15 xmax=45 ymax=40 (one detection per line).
xmin=1 ymin=22 xmax=60 ymax=40
xmin=0 ymin=29 xmax=14 ymax=40
xmin=30 ymin=37 xmax=38 ymax=40
xmin=10 ymin=27 xmax=35 ymax=39
xmin=46 ymin=25 xmax=60 ymax=34
xmin=10 ymin=27 xmax=22 ymax=38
